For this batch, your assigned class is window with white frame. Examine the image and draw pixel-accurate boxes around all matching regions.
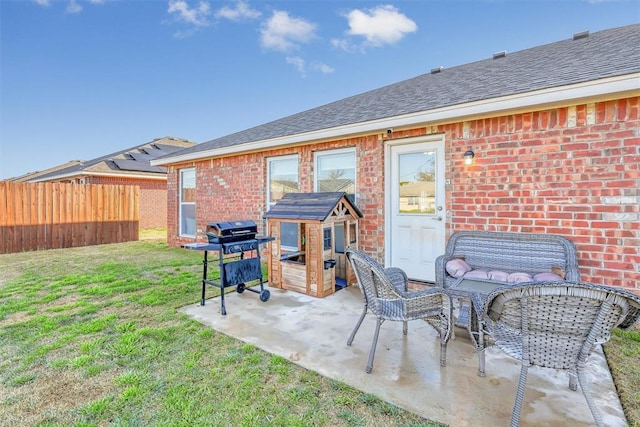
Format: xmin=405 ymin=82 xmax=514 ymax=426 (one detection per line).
xmin=267 ymin=155 xmax=299 ymax=250
xmin=267 ymin=155 xmax=299 ymax=207
xmin=314 ymin=148 xmax=356 ymax=199
xmin=315 ymin=148 xmax=356 ymax=254
xmin=179 ymin=168 xmax=196 ymax=237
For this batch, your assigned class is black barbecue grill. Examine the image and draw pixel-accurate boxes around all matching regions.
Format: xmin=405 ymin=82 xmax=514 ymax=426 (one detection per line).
xmin=206 ymin=220 xmax=258 ymax=244
xmin=182 ymin=220 xmax=274 ymax=315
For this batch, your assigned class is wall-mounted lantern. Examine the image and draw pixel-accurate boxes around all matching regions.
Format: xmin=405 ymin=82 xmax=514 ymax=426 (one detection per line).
xmin=464 ymin=150 xmax=475 ymax=165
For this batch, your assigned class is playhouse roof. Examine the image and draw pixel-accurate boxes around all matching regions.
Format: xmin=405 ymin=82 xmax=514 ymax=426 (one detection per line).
xmin=264 ymin=192 xmax=363 ymax=221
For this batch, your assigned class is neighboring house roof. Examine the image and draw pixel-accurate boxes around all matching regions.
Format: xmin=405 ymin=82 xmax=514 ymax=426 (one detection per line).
xmin=6 ymin=160 xmax=83 ymax=182
xmin=264 ymin=192 xmax=363 ymax=221
xmin=153 ymin=24 xmax=640 ymax=167
xmin=23 ymin=137 xmax=196 ymax=182
xmin=318 ymin=179 xmax=355 ymax=193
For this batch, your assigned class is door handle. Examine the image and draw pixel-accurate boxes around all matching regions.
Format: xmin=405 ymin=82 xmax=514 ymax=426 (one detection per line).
xmin=432 ymin=216 xmax=443 ymax=221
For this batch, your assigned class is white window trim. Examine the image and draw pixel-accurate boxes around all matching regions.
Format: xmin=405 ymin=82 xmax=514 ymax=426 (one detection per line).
xmin=179 ymin=168 xmax=196 ymax=238
xmin=267 ymin=154 xmax=300 ymax=251
xmin=266 ymin=154 xmax=299 ymax=209
xmin=313 ymin=147 xmax=357 ymax=197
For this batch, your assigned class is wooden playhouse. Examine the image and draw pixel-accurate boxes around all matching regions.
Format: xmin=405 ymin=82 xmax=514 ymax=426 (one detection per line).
xmin=264 ymin=192 xmax=362 ymax=298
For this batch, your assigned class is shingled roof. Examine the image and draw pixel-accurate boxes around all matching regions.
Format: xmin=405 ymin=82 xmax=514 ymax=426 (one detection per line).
xmin=264 ymin=192 xmax=363 ymax=221
xmin=22 ymin=137 xmax=196 ymax=182
xmin=154 ymin=24 xmax=640 ymax=166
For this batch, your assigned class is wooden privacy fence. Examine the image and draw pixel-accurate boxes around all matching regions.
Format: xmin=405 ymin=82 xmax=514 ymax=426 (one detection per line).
xmin=0 ymin=182 xmax=139 ymax=254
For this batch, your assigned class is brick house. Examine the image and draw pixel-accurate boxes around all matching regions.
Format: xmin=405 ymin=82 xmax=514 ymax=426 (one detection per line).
xmin=153 ymin=24 xmax=639 ymax=292
xmin=14 ymin=137 xmax=196 ymax=229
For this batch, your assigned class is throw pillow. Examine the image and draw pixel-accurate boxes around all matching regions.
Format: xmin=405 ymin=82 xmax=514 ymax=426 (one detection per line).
xmin=508 ymin=272 xmax=533 ymax=283
xmin=488 ymin=270 xmax=509 ymax=282
xmin=463 ymin=269 xmax=490 ymax=280
xmin=445 ymin=258 xmax=472 ymax=278
xmin=533 ymin=272 xmax=565 ymax=282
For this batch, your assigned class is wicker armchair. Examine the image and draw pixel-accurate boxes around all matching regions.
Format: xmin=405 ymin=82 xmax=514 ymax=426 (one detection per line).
xmin=345 ymin=248 xmax=454 ymax=374
xmin=474 ymin=281 xmax=640 ymax=427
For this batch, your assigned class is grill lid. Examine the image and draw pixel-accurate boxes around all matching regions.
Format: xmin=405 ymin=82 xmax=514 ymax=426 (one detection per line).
xmin=206 ymin=220 xmax=257 ymax=243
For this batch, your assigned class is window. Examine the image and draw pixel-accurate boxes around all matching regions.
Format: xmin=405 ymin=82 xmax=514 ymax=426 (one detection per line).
xmin=267 ymin=155 xmax=300 ymax=250
xmin=180 ymin=168 xmax=196 ymax=237
xmin=267 ymin=155 xmax=299 ymax=207
xmin=315 ymin=148 xmax=356 ymax=254
xmin=314 ymin=148 xmax=356 ymax=202
xmin=323 ymin=228 xmax=332 ymax=250
xmin=398 ymin=151 xmax=436 ymax=214
xmin=334 ymin=223 xmax=345 ymax=253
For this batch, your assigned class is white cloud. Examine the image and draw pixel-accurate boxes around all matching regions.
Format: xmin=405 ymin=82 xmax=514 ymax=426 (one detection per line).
xmin=215 ymin=1 xmax=261 ymax=21
xmin=66 ymin=0 xmax=83 ymax=14
xmin=343 ymin=5 xmax=417 ymax=47
xmin=167 ymin=0 xmax=211 ymax=27
xmin=330 ymin=38 xmax=363 ymax=54
xmin=286 ymin=56 xmax=334 ymax=77
xmin=286 ymin=56 xmax=307 ymax=75
xmin=260 ymin=10 xmax=317 ymax=52
xmin=35 ymin=0 xmax=106 ymax=12
xmin=313 ymin=62 xmax=334 ymax=74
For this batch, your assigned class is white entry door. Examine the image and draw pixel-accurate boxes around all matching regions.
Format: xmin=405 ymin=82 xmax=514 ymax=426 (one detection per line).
xmin=386 ymin=136 xmax=446 ymax=282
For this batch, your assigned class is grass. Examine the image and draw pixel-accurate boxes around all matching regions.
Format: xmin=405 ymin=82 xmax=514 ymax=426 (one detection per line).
xmin=0 ymin=240 xmax=443 ymax=427
xmin=1 ymin=240 xmax=638 ymax=427
xmin=604 ymin=327 xmax=640 ymax=426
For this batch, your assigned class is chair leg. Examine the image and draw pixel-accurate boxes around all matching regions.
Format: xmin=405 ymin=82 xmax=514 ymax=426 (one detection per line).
xmin=477 ymin=350 xmax=486 ymax=377
xmin=347 ymin=305 xmax=367 ymax=346
xmin=568 ymin=370 xmax=578 ymax=391
xmin=366 ymin=317 xmax=383 ymax=374
xmin=510 ymin=362 xmax=529 ymax=427
xmin=402 ymin=320 xmax=408 ymax=335
xmin=439 ymin=341 xmax=447 ymax=367
xmin=577 ymin=368 xmax=605 ymax=427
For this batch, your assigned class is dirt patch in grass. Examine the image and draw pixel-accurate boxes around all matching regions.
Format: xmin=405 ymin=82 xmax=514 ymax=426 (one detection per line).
xmin=2 ymin=368 xmax=121 ymax=427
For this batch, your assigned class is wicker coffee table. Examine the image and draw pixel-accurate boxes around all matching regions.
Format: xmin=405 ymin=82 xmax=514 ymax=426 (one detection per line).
xmin=448 ymin=277 xmax=506 ymax=328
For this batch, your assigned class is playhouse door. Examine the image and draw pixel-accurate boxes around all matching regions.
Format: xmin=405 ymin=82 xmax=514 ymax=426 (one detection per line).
xmin=387 ymin=137 xmax=446 ymax=282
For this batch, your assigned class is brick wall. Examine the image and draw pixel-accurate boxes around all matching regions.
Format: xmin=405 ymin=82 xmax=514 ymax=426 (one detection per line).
xmin=166 ymin=96 xmax=639 ymax=291
xmin=84 ymin=176 xmax=167 ymax=229
xmin=443 ymin=97 xmax=639 ymax=290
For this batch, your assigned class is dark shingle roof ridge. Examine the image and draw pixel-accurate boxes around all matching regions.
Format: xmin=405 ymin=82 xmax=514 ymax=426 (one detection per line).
xmin=6 ymin=160 xmax=85 ymax=182
xmin=34 ymin=136 xmax=196 ymax=180
xmin=179 ymin=23 xmax=640 ymax=158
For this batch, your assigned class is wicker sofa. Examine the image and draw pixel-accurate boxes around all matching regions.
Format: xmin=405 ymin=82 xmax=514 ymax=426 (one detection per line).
xmin=435 ymin=231 xmax=580 ymax=289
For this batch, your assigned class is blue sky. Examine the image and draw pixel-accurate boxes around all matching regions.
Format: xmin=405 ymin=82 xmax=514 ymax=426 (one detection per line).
xmin=1 ymin=0 xmax=638 ymax=179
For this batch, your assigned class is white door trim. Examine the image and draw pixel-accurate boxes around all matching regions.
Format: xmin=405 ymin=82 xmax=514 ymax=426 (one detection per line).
xmin=384 ymin=133 xmax=446 ymax=271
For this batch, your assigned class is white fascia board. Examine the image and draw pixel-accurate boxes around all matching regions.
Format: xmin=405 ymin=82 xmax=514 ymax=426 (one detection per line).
xmin=31 ymin=171 xmax=167 ymax=182
xmin=152 ymin=73 xmax=640 ymax=167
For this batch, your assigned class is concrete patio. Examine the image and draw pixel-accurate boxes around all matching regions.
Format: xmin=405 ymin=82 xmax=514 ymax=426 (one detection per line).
xmin=180 ymin=284 xmax=627 ymax=426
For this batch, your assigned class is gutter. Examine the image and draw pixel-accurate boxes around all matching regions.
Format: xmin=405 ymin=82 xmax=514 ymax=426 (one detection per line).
xmin=151 ymin=73 xmax=640 ymax=167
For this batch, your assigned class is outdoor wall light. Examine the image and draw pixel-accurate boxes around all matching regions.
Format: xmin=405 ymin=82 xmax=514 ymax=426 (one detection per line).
xmin=463 ymin=149 xmax=475 ymax=165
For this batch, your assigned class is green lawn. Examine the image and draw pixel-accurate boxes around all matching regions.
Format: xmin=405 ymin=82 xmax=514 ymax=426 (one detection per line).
xmin=0 ymin=240 xmax=638 ymax=426
xmin=0 ymin=240 xmax=442 ymax=427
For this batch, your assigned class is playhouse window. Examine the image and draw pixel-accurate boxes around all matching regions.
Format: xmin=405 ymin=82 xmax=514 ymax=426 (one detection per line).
xmin=281 ymin=222 xmax=299 ymax=251
xmin=323 ymin=228 xmax=332 ymax=250
xmin=334 ymin=223 xmax=345 ymax=253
